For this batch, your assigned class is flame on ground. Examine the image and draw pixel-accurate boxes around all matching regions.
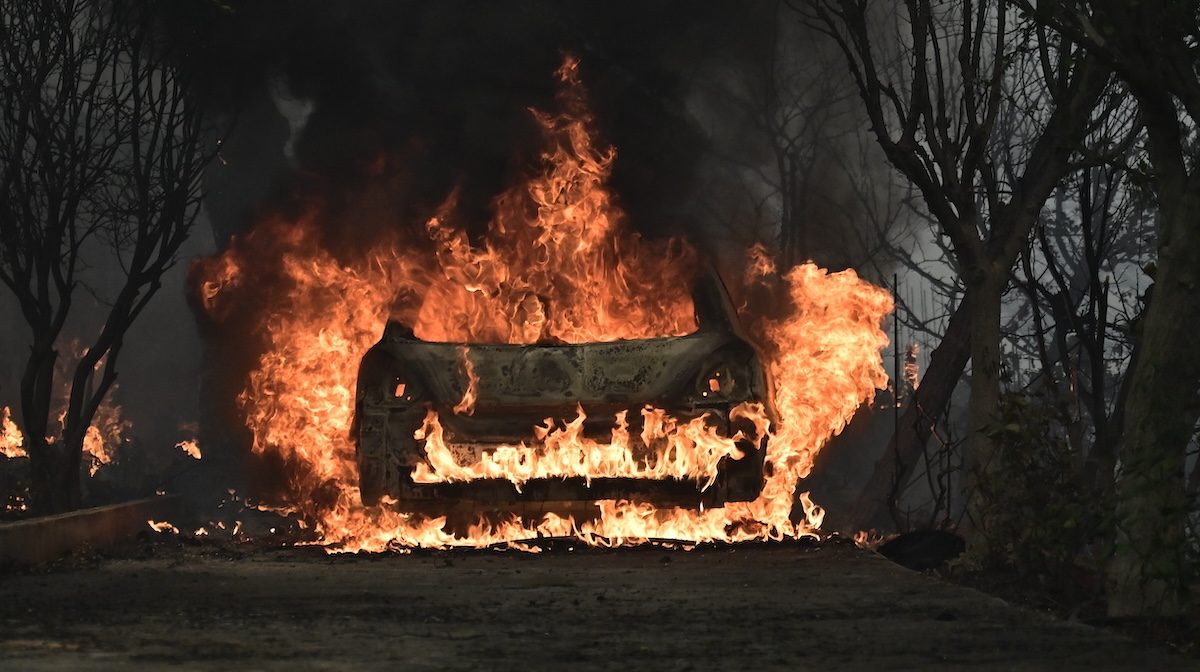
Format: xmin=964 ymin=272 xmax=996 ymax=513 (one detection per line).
xmin=192 ymin=57 xmax=893 ymax=552
xmin=147 ymin=519 xmax=180 ymax=534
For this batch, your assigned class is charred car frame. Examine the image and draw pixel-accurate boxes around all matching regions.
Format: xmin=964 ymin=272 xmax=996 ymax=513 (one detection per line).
xmin=352 ymin=270 xmax=774 ymax=512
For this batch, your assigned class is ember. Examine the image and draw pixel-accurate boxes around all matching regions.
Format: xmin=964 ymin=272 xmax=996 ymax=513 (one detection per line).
xmin=193 ymin=57 xmax=893 ymax=551
xmin=177 ymin=440 xmax=203 ymax=460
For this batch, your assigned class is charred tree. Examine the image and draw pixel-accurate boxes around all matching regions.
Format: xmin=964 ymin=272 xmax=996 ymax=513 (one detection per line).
xmin=800 ymin=1 xmax=1112 ymax=546
xmin=1016 ymin=158 xmax=1149 ymax=498
xmin=1018 ymin=0 xmax=1200 ymax=618
xmin=0 ymin=0 xmax=218 ymax=513
xmin=850 ymin=295 xmax=971 ymax=530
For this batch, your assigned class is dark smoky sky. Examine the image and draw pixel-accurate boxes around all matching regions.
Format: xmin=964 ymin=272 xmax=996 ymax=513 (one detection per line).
xmin=166 ymin=0 xmax=780 ymax=250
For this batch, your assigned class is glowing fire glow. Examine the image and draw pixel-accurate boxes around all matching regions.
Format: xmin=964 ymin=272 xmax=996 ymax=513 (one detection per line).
xmin=192 ymin=57 xmax=893 ymax=552
xmin=77 ymin=397 xmax=127 ymax=476
xmin=904 ymin=343 xmax=921 ymax=392
xmin=412 ymin=403 xmax=766 ymax=491
xmin=147 ymin=519 xmax=180 ymax=534
xmin=177 ymin=439 xmax=203 ymax=460
xmin=744 ymin=242 xmax=777 ymax=287
xmin=57 ymin=348 xmax=129 ymax=476
xmin=451 ymin=347 xmax=478 ymax=416
xmin=411 ymin=60 xmax=697 ymax=346
xmin=0 ymin=406 xmax=25 ymax=459
xmin=0 ymin=346 xmax=129 ymax=475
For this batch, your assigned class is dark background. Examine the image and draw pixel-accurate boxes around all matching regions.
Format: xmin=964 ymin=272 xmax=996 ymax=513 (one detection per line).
xmin=174 ymin=1 xmax=780 ymax=250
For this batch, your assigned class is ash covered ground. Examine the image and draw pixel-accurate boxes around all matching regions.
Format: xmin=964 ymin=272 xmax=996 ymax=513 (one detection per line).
xmin=0 ymin=538 xmax=1190 ymax=671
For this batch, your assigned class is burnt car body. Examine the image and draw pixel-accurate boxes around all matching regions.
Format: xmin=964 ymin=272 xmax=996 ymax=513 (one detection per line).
xmin=352 ymin=270 xmax=774 ymax=511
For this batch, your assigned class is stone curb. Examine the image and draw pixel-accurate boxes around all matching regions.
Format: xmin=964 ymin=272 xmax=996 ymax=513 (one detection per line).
xmin=0 ymin=495 xmax=182 ymax=565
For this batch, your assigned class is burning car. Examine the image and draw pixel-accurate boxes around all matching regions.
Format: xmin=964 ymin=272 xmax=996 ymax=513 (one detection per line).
xmin=353 ymin=268 xmax=774 ymax=512
xmin=193 ymin=55 xmax=892 ymax=550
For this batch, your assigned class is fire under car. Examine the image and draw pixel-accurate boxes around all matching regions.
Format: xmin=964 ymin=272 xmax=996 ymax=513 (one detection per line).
xmin=352 ymin=268 xmax=774 ymax=512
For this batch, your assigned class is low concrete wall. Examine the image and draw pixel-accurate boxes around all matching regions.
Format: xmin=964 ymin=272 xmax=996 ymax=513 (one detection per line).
xmin=0 ymin=495 xmax=181 ymax=565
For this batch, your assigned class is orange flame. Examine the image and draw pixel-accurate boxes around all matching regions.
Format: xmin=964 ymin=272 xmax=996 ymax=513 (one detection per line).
xmin=412 ymin=403 xmax=762 ymax=491
xmin=0 ymin=406 xmax=25 ymax=459
xmin=411 ymin=57 xmax=696 ymax=345
xmin=78 ymin=400 xmax=127 ymax=476
xmin=55 ymin=345 xmax=129 ymax=476
xmin=0 ymin=346 xmax=128 ymax=474
xmin=147 ymin=519 xmax=180 ymax=534
xmin=451 ymin=347 xmax=478 ymax=416
xmin=193 ymin=57 xmax=893 ymax=551
xmin=744 ymin=242 xmax=777 ymax=286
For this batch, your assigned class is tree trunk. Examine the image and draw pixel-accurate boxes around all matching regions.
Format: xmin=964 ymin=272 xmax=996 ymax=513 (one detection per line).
xmin=963 ymin=274 xmax=1005 ymax=551
xmin=20 ymin=342 xmax=84 ymax=515
xmin=27 ymin=438 xmax=82 ymax=514
xmin=849 ymin=293 xmax=972 ymax=530
xmin=1107 ymin=196 xmax=1200 ymax=617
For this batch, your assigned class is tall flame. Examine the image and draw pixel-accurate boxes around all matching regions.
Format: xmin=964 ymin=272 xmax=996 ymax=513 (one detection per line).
xmin=192 ymin=57 xmax=893 ymax=551
xmin=413 ymin=56 xmax=697 ymax=345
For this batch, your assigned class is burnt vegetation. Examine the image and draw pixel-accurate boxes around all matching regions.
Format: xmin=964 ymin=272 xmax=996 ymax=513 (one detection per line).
xmin=0 ymin=0 xmax=1197 ymax=650
xmin=0 ymin=0 xmax=219 ymax=512
xmin=794 ymin=0 xmax=1200 ymax=628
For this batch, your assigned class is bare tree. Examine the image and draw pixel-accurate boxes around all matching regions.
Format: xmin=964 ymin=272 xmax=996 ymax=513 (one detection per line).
xmin=1012 ymin=150 xmax=1151 ymax=494
xmin=798 ymin=1 xmax=1113 ymax=545
xmin=1014 ymin=0 xmax=1200 ymax=618
xmin=0 ymin=0 xmax=218 ymax=513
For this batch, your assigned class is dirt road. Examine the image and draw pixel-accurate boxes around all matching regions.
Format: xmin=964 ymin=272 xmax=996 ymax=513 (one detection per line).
xmin=0 ymin=541 xmax=1187 ymax=670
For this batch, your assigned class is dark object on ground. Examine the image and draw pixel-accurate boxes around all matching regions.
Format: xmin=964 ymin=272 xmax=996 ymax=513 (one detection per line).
xmin=878 ymin=529 xmax=967 ymax=571
xmin=354 ymin=268 xmax=771 ymax=510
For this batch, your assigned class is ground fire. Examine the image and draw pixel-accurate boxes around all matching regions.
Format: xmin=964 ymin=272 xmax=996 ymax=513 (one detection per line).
xmin=191 ymin=57 xmax=893 ymax=552
xmin=0 ymin=345 xmax=129 ymax=476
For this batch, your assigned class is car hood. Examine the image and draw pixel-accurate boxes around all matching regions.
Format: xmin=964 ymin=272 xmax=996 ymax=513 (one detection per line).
xmin=373 ymin=328 xmax=741 ymax=409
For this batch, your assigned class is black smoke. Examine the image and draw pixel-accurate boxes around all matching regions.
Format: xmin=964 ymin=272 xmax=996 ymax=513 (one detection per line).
xmin=165 ymin=1 xmax=780 ymax=251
